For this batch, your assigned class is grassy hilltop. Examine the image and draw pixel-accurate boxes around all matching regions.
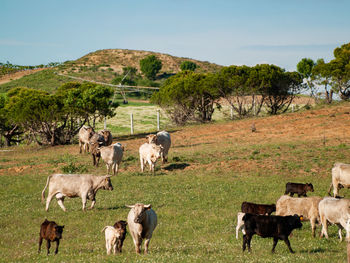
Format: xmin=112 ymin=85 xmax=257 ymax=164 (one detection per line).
xmin=1 ymin=102 xmax=350 ymax=262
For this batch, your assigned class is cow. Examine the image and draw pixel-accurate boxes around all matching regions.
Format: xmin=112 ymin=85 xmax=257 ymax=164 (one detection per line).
xmin=139 ymin=143 xmax=163 ymax=174
xmin=242 ymin=213 xmax=302 ymax=253
xmin=102 ymin=222 xmax=127 ymax=255
xmin=318 ymin=197 xmax=350 ymax=241
xmin=241 ymin=202 xmax=276 ymax=215
xmin=89 ymin=133 xmax=107 ymax=166
xmin=284 ymin=182 xmax=314 ymax=197
xmin=98 ymin=142 xmax=124 ymax=175
xmin=41 ymin=174 xmax=113 ymax=211
xmin=113 ymin=220 xmax=128 ymax=253
xmin=328 ymin=163 xmax=350 ymax=197
xmin=126 ymin=203 xmax=157 ymax=254
xmin=38 ymin=219 xmax=64 ymax=255
xmin=276 ymin=195 xmax=323 ymax=237
xmin=78 ymin=126 xmax=95 ymax=153
xmin=98 ymin=129 xmax=113 ymax=146
xmin=235 ymin=212 xmax=246 ymax=239
xmin=146 ymin=131 xmax=171 ymax=163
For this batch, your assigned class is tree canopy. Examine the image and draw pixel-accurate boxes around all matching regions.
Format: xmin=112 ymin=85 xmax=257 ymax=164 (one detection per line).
xmin=140 ymin=55 xmax=162 ymax=80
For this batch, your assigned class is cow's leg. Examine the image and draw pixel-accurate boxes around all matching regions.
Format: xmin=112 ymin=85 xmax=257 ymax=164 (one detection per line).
xmin=246 ymin=234 xmax=252 ymax=252
xmin=135 ymin=236 xmax=142 ymax=254
xmin=113 ymin=241 xmax=117 ymax=255
xmin=38 ymin=236 xmax=43 ymax=253
xmin=54 ymin=240 xmax=59 ymax=254
xmin=89 ymin=197 xmax=96 ymax=210
xmin=140 ymin=155 xmax=144 ymax=172
xmin=334 ymin=183 xmax=339 ymax=197
xmin=337 ymin=223 xmax=344 ymax=241
xmin=56 ymin=193 xmax=66 ymax=212
xmin=45 ymin=192 xmax=55 ymax=211
xmin=79 ymin=140 xmax=82 ymax=153
xmin=113 ymin=163 xmax=118 ymax=176
xmin=106 ymin=240 xmax=111 ymax=255
xmin=242 ymin=234 xmax=247 ymax=251
xmin=283 ymin=237 xmax=294 ymax=253
xmin=106 ymin=164 xmax=110 ymax=175
xmin=272 ymin=237 xmax=278 ymax=253
xmin=311 ymin=217 xmax=316 ymax=237
xmin=82 ymin=195 xmax=87 ymax=211
xmin=46 ymin=240 xmax=51 ymax=255
xmin=144 ymin=238 xmax=151 ymax=254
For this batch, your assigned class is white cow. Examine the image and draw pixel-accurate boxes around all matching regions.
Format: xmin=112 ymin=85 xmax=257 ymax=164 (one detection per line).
xmin=78 ymin=126 xmax=94 ymax=153
xmin=328 ymin=163 xmax=350 ymax=197
xmin=139 ymin=143 xmax=163 ymax=174
xmin=146 ymin=131 xmax=171 ymax=163
xmin=126 ymin=203 xmax=157 ymax=254
xmin=318 ymin=197 xmax=350 ymax=241
xmin=99 ymin=142 xmax=124 ymax=175
xmin=235 ymin=212 xmax=246 ymax=239
xmin=101 ymin=226 xmax=123 ymax=255
xmin=41 ymin=174 xmax=113 ymax=211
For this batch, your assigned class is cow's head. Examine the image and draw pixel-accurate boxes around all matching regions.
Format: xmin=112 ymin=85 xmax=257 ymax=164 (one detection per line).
xmin=288 ymin=214 xmax=303 ymax=230
xmin=54 ymin=225 xmax=64 ymax=239
xmin=150 ymin=145 xmax=163 ymax=163
xmin=146 ymin=134 xmax=157 ymax=144
xmin=307 ymin=183 xmax=314 ymax=192
xmin=102 ymin=175 xmax=113 ymax=191
xmin=126 ymin=203 xmax=152 ymax=224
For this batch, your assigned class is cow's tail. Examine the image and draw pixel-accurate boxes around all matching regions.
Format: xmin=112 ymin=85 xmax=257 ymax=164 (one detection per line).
xmin=327 ymin=182 xmax=333 ymax=196
xmin=101 ymin=226 xmax=108 ymax=233
xmin=41 ymin=175 xmax=52 ymax=203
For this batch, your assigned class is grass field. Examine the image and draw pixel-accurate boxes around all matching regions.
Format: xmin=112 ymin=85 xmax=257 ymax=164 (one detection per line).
xmin=1 ymin=102 xmax=350 ymax=262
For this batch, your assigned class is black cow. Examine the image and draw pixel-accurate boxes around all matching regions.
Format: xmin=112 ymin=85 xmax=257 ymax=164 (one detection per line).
xmin=242 ymin=213 xmax=302 ymax=253
xmin=241 ymin=202 xmax=276 ymax=215
xmin=285 ymin=182 xmax=314 ymax=197
xmin=38 ymin=219 xmax=64 ymax=255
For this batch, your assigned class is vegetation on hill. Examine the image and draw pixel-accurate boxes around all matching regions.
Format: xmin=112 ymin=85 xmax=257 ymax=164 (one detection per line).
xmin=0 ymin=61 xmax=60 ymax=78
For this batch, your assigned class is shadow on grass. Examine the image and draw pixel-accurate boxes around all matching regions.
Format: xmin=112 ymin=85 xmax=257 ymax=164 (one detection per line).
xmin=299 ymin=248 xmax=327 ymax=253
xmin=164 ymin=163 xmax=190 ymax=171
xmin=173 ymin=142 xmax=214 ymax=148
xmin=97 ymin=205 xmax=128 ymax=211
xmin=115 ymin=129 xmax=180 ymax=141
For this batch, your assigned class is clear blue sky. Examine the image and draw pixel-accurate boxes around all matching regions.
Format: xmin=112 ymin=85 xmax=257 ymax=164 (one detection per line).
xmin=1 ymin=0 xmax=349 ymax=71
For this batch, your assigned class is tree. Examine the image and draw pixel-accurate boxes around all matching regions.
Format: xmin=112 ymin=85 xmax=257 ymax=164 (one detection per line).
xmin=140 ymin=55 xmax=162 ymax=80
xmin=328 ymin=43 xmax=350 ymax=100
xmin=297 ymin=58 xmax=316 ymax=100
xmin=180 ymin=61 xmax=198 ymax=71
xmin=312 ymin=59 xmax=334 ymax=103
xmin=151 ymin=71 xmax=220 ymax=124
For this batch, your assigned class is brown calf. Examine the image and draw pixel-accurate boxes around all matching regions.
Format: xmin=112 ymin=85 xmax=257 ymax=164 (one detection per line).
xmin=113 ymin=220 xmax=128 ymax=253
xmin=38 ymin=219 xmax=64 ymax=255
xmin=285 ymin=182 xmax=314 ymax=197
xmin=241 ymin=202 xmax=276 ymax=215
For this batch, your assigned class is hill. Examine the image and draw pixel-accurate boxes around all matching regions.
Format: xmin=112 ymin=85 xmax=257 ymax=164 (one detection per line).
xmin=1 ymin=102 xmax=350 ymax=261
xmin=0 ymin=49 xmax=222 ymax=93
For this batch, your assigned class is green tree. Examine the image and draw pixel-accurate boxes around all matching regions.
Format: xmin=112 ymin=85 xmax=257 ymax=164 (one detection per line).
xmin=312 ymin=59 xmax=334 ymax=103
xmin=180 ymin=61 xmax=198 ymax=71
xmin=297 ymin=58 xmax=316 ymax=99
xmin=140 ymin=55 xmax=162 ymax=80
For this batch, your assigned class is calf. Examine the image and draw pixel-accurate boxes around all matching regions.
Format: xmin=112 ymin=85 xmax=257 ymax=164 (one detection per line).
xmin=241 ymin=202 xmax=276 ymax=215
xmin=328 ymin=163 xmax=350 ymax=197
xmin=113 ymin=220 xmax=128 ymax=253
xmin=285 ymin=182 xmax=314 ymax=197
xmin=235 ymin=212 xmax=246 ymax=239
xmin=242 ymin=213 xmax=302 ymax=253
xmin=139 ymin=143 xmax=163 ymax=174
xmin=78 ymin=125 xmax=94 ymax=153
xmin=146 ymin=131 xmax=171 ymax=163
xmin=126 ymin=203 xmax=157 ymax=254
xmin=99 ymin=142 xmax=124 ymax=175
xmin=38 ymin=219 xmax=64 ymax=255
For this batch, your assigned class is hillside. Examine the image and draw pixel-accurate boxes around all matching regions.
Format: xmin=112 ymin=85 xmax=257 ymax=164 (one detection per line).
xmin=1 ymin=102 xmax=350 ymax=261
xmin=0 ymin=49 xmax=222 ymax=93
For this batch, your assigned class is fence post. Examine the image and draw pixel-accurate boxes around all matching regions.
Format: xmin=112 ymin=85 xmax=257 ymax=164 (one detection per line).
xmin=230 ymin=106 xmax=234 ymax=120
xmin=130 ymin=113 xmax=134 ymax=135
xmin=292 ymin=104 xmax=294 ymax=113
xmin=157 ymin=110 xmax=160 ymax=131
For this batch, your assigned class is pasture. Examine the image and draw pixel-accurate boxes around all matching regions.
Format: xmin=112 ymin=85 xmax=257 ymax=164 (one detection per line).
xmin=1 ymin=102 xmax=350 ymax=262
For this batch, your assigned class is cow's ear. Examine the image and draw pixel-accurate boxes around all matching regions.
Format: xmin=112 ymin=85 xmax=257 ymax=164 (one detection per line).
xmin=62 ymin=225 xmax=65 ymax=229
xmin=144 ymin=204 xmax=152 ymax=210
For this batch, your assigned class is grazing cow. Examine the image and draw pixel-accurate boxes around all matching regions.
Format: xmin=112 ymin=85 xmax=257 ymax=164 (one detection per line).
xmin=241 ymin=202 xmax=276 ymax=215
xmin=319 ymin=197 xmax=350 ymax=241
xmin=98 ymin=143 xmax=124 ymax=175
xmin=276 ymin=195 xmax=323 ymax=237
xmin=41 ymin=174 xmax=113 ymax=211
xmin=139 ymin=143 xmax=163 ymax=174
xmin=78 ymin=126 xmax=95 ymax=153
xmin=146 ymin=131 xmax=171 ymax=163
xmin=235 ymin=212 xmax=246 ymax=239
xmin=98 ymin=129 xmax=113 ymax=146
xmin=113 ymin=220 xmax=128 ymax=253
xmin=242 ymin=213 xmax=302 ymax=253
xmin=126 ymin=203 xmax=157 ymax=254
xmin=102 ymin=223 xmax=127 ymax=255
xmin=285 ymin=182 xmax=314 ymax=197
xmin=328 ymin=163 xmax=350 ymax=197
xmin=38 ymin=219 xmax=64 ymax=255
xmin=89 ymin=133 xmax=107 ymax=166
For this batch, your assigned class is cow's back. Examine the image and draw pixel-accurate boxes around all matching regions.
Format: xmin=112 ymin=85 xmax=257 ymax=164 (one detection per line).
xmin=319 ymin=197 xmax=350 ymax=222
xmin=49 ymin=174 xmax=92 ymax=193
xmin=333 ymin=163 xmax=350 ymax=187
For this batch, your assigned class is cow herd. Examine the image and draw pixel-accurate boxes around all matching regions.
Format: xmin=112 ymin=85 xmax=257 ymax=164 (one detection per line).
xmin=39 ymin=126 xmax=170 ymax=255
xmin=38 ymin=126 xmax=350 ymax=257
xmin=236 ymin=166 xmax=350 ymax=254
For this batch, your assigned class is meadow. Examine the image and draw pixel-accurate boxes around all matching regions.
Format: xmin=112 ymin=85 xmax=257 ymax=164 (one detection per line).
xmin=1 ymin=102 xmax=350 ymax=262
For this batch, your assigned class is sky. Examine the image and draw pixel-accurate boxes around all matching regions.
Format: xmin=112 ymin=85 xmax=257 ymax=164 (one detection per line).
xmin=1 ymin=0 xmax=349 ymax=71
